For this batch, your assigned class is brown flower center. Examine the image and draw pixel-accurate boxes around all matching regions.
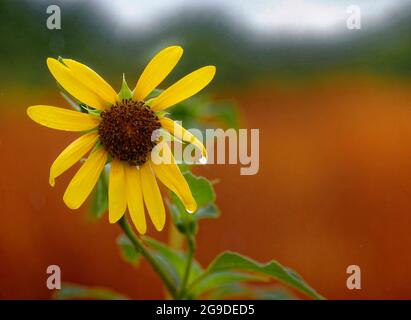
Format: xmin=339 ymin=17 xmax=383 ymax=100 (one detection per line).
xmin=98 ymin=99 xmax=161 ymax=166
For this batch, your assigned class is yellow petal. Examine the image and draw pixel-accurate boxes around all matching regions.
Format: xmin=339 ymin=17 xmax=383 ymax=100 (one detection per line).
xmin=150 ymin=144 xmax=196 ymax=213
xmin=63 ymin=59 xmax=118 ymax=105
xmin=140 ymin=162 xmax=165 ymax=231
xmin=27 ymin=105 xmax=100 ymax=131
xmin=125 ymin=164 xmax=146 ymax=234
xmin=159 ymin=117 xmax=207 ymax=159
xmin=63 ymin=148 xmax=108 ymax=210
xmin=150 ymin=65 xmax=216 ymax=111
xmin=47 ymin=58 xmax=108 ymax=110
xmin=133 ymin=46 xmax=183 ymax=101
xmin=109 ymin=159 xmax=127 ymax=224
xmin=49 ymin=132 xmax=99 ymax=187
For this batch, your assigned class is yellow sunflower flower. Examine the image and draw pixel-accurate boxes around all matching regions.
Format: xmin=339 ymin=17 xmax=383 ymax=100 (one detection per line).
xmin=27 ymin=46 xmax=215 ymax=234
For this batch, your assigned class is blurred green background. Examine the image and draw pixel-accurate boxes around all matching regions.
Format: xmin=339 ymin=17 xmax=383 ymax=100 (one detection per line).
xmin=2 ymin=0 xmax=411 ymax=88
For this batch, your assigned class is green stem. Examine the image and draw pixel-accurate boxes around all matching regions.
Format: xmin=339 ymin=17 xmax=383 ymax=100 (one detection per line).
xmin=118 ymin=216 xmax=178 ymax=299
xmin=178 ymin=234 xmax=196 ymax=299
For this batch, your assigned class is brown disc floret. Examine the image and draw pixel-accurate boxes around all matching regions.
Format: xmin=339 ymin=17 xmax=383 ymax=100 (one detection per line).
xmin=98 ymin=99 xmax=161 ymax=166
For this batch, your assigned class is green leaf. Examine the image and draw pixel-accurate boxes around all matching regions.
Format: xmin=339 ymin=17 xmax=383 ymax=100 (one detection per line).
xmin=177 ymin=163 xmax=190 ymax=173
xmin=60 ymin=92 xmax=81 ymax=111
xmin=146 ymin=88 xmax=163 ymax=100
xmin=205 ymin=101 xmax=239 ymax=129
xmin=252 ymin=285 xmax=298 ymax=300
xmin=207 ymin=283 xmax=298 ymax=300
xmin=168 ymin=171 xmax=218 ymax=235
xmin=117 ymin=235 xmax=141 ymax=267
xmin=155 ymin=110 xmax=169 ymax=118
xmin=143 ymin=237 xmax=203 ymax=288
xmin=183 ymin=172 xmax=215 ymax=208
xmin=167 ymin=200 xmax=195 ymax=234
xmin=118 ymin=74 xmax=133 ymax=100
xmin=167 ymin=96 xmax=239 ymax=130
xmin=53 ymin=283 xmax=128 ymax=300
xmin=89 ymin=170 xmax=108 ymax=219
xmin=190 ymin=271 xmax=267 ymax=297
xmin=83 ymin=105 xmax=103 ymax=117
xmin=194 ymin=251 xmax=324 ymax=300
xmin=207 ymin=283 xmax=249 ymax=299
xmin=194 ymin=204 xmax=220 ymax=221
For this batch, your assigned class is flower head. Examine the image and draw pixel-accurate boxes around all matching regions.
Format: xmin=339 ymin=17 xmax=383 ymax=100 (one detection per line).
xmin=27 ymin=46 xmax=215 ymax=234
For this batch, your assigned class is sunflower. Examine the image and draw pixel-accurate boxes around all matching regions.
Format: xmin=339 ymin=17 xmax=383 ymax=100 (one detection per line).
xmin=27 ymin=46 xmax=215 ymax=234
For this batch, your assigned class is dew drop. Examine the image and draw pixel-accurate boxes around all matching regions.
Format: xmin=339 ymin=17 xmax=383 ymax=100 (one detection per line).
xmin=199 ymin=156 xmax=208 ymax=164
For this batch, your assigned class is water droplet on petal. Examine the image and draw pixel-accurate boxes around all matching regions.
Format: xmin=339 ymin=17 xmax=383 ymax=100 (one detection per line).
xmin=199 ymin=156 xmax=207 ymax=164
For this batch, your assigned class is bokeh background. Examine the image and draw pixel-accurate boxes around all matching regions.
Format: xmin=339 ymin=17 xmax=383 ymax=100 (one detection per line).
xmin=1 ymin=0 xmax=411 ymax=299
